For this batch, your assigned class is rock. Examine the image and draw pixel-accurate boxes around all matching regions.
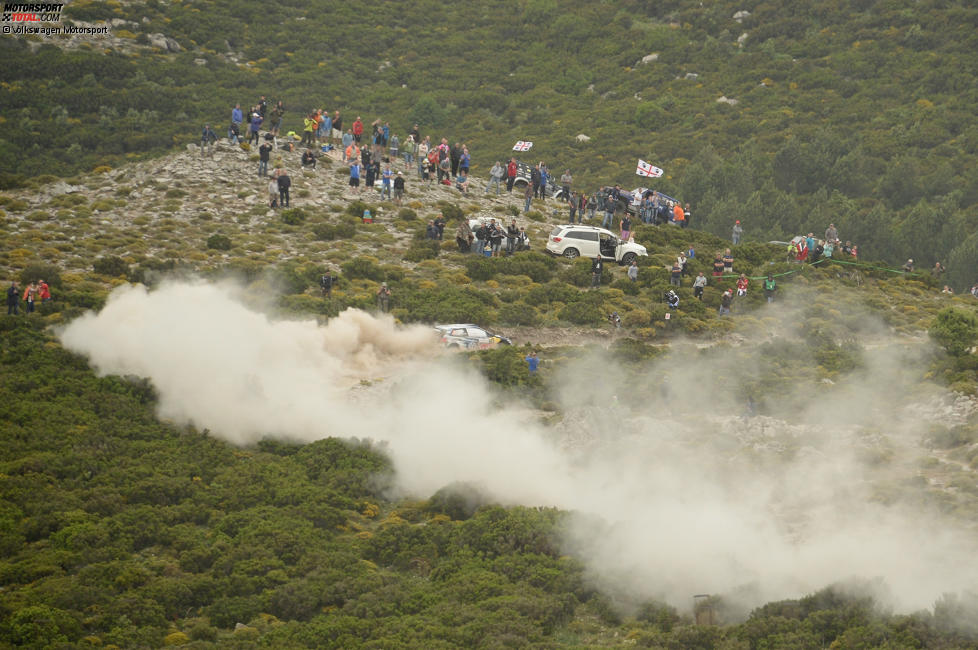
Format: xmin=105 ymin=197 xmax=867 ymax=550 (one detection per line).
xmin=733 ymin=10 xmax=750 ymax=22
xmin=737 ymin=32 xmax=749 ymax=45
xmin=147 ymin=33 xmax=168 ymax=50
xmin=575 ymin=134 xmax=591 ymax=142
xmin=640 ymin=53 xmax=659 ymax=64
xmin=684 ymin=72 xmax=699 ymax=80
xmin=165 ymin=37 xmax=182 ymax=52
xmin=194 ymin=58 xmax=207 ymax=66
xmin=716 ymin=96 xmax=739 ymax=105
xmin=48 ymin=181 xmax=85 ymax=196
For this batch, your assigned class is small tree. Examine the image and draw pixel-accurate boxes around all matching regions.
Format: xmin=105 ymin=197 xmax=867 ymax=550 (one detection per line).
xmin=930 ymin=307 xmax=978 ymax=356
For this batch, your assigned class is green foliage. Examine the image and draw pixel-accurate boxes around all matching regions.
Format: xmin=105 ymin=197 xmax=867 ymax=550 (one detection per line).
xmin=92 ymin=256 xmax=129 ymax=277
xmin=435 ymin=201 xmax=464 ymax=221
xmin=280 ymin=208 xmax=308 ymax=225
xmin=930 ymin=307 xmax=978 ymax=357
xmin=312 ymin=221 xmax=356 ymax=241
xmin=206 ymin=233 xmax=232 ymax=250
xmin=18 ymin=263 xmax=61 ymax=288
xmin=341 ymin=256 xmax=386 ymax=282
xmin=403 ymin=239 xmax=440 ymax=262
xmin=397 ymin=207 xmax=417 ymax=221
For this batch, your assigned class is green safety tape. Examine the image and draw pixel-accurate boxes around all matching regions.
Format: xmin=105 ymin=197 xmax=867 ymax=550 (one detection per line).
xmin=708 ymin=256 xmax=927 ymax=281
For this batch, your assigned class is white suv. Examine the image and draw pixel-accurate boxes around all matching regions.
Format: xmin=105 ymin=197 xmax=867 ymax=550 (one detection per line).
xmin=545 ymin=224 xmax=647 ymax=264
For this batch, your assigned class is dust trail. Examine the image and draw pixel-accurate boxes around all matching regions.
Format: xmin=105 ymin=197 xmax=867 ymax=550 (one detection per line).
xmin=60 ymin=280 xmax=978 ymax=616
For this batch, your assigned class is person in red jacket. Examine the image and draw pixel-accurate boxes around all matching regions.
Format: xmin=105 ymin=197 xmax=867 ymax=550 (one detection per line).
xmin=506 ymin=158 xmax=518 ymax=193
xmin=352 ymin=116 xmax=364 ymax=143
xmin=38 ymin=280 xmax=51 ymax=302
xmin=736 ymin=273 xmax=749 ymax=296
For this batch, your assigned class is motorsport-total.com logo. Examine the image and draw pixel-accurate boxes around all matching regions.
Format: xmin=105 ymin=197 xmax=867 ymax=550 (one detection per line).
xmin=2 ymin=3 xmax=109 ymax=35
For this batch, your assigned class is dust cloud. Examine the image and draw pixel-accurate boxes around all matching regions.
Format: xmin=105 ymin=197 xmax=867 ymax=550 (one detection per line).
xmin=59 ymin=281 xmax=978 ymax=616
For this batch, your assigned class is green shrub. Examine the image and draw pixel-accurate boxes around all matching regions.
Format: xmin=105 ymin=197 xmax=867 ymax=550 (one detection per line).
xmin=435 ymin=201 xmax=464 ymax=221
xmin=19 ymin=263 xmax=62 ymax=288
xmin=280 ymin=208 xmax=308 ymax=225
xmin=404 ymin=239 xmax=440 ymax=262
xmin=930 ymin=307 xmax=978 ymax=357
xmin=341 ymin=256 xmax=386 ymax=281
xmin=312 ymin=221 xmax=356 ymax=240
xmin=498 ymin=302 xmax=543 ymax=326
xmin=558 ymin=296 xmax=605 ymax=325
xmin=345 ymin=200 xmax=371 ymax=218
xmin=206 ymin=233 xmax=232 ymax=250
xmin=93 ymin=256 xmax=129 ymax=277
xmin=397 ymin=208 xmax=418 ymax=221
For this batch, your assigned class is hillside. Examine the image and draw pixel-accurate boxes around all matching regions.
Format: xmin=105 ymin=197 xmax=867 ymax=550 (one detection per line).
xmin=3 ymin=136 xmax=978 ymax=646
xmin=1 ymin=0 xmax=977 ymax=284
xmin=5 ymin=1 xmax=978 ymax=647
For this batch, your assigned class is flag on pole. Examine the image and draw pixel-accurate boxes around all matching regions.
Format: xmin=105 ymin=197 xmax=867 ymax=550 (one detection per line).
xmin=636 ymin=159 xmax=663 ymax=177
xmin=513 ymin=141 xmax=533 ymax=151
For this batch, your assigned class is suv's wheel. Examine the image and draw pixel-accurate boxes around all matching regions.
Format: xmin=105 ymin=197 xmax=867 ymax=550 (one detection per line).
xmin=562 ymin=247 xmax=579 ymax=259
xmin=621 ymin=252 xmax=637 ymax=265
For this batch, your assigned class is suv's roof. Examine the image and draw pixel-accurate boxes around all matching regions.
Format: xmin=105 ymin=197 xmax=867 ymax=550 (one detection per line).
xmin=553 ymin=224 xmax=612 ymax=233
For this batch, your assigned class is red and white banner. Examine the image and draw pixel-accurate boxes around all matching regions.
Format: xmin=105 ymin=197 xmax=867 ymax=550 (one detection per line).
xmin=636 ymin=159 xmax=663 ymax=177
xmin=513 ymin=141 xmax=533 ymax=151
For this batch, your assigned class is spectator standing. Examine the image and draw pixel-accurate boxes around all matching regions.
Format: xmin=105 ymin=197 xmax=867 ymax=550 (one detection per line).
xmin=381 ymin=164 xmax=393 ymax=200
xmin=525 ymin=352 xmax=539 ymax=375
xmin=587 ymin=193 xmax=597 ymax=220
xmin=320 ymin=271 xmax=334 ymax=298
xmin=6 ymin=281 xmax=18 ymax=315
xmin=539 ymin=164 xmax=549 ymax=201
xmin=249 ymin=112 xmax=262 ymax=145
xmin=277 ymin=169 xmax=291 ymax=208
xmin=376 ymin=282 xmax=392 ymax=312
xmin=393 ymin=172 xmax=405 ymax=205
xmin=22 ymin=281 xmax=36 ymax=314
xmin=627 ymin=260 xmax=639 ymax=282
xmin=486 ymin=161 xmax=504 ymax=196
xmin=38 ymin=280 xmax=51 ymax=303
xmin=200 ymin=124 xmax=217 ymax=155
xmin=672 ymin=202 xmax=685 ymax=227
xmin=591 ymin=256 xmax=603 ymax=289
xmin=723 ymin=249 xmax=734 ymax=274
xmin=258 ymin=140 xmax=272 ymax=177
xmin=670 ymin=261 xmax=682 ymax=287
xmin=712 ymin=253 xmax=725 ymax=277
xmin=825 ymin=223 xmax=838 ymax=243
xmin=352 ymin=116 xmax=364 ymax=143
xmin=331 ymin=111 xmax=343 ymax=143
xmin=349 ymin=161 xmax=362 ymax=194
xmin=560 ymin=170 xmax=573 ymax=202
xmin=732 ymin=220 xmax=743 ymax=244
xmin=268 ymin=177 xmax=279 ymax=208
xmin=389 ymin=133 xmax=399 ymax=161
xmin=682 ymin=203 xmax=691 ymax=229
xmin=506 ymin=158 xmax=517 ymax=193
xmin=621 ymin=214 xmax=632 ymax=242
xmin=764 ymin=274 xmax=776 ymax=303
xmin=693 ymin=272 xmax=707 ymax=300
xmin=459 ymin=146 xmax=470 ymax=175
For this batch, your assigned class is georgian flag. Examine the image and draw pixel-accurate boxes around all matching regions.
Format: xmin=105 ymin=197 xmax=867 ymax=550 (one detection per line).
xmin=636 ymin=159 xmax=663 ymax=177
xmin=513 ymin=141 xmax=533 ymax=151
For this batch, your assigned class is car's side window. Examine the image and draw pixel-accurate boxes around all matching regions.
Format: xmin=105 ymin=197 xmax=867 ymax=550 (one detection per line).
xmin=567 ymin=230 xmax=598 ymax=241
xmin=468 ymin=328 xmax=487 ymax=338
xmin=451 ymin=329 xmax=466 ymax=337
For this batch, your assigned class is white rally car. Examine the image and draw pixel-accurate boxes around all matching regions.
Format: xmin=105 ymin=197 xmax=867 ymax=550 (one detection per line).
xmin=434 ymin=324 xmax=512 ymax=350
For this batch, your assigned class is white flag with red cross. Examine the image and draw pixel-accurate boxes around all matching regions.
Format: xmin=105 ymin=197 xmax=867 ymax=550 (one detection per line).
xmin=513 ymin=141 xmax=533 ymax=151
xmin=636 ymin=159 xmax=663 ymax=177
